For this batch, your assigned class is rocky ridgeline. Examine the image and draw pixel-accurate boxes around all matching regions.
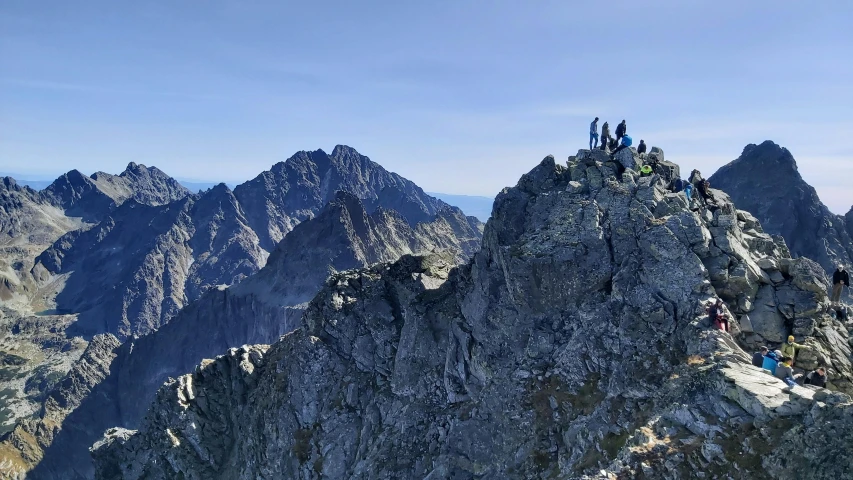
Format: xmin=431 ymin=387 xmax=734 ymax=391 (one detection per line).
xmin=91 ymin=148 xmax=853 ymax=479
xmin=0 ymin=190 xmax=482 ymax=479
xmin=710 ymin=141 xmax=853 ymax=276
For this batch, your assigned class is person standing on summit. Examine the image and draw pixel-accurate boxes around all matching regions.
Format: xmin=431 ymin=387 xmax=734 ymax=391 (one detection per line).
xmin=615 ymin=120 xmax=627 ymax=142
xmin=589 ymin=117 xmax=599 ymax=150
xmin=832 ymin=265 xmax=849 ymax=306
xmin=600 ymin=121 xmax=611 ymax=151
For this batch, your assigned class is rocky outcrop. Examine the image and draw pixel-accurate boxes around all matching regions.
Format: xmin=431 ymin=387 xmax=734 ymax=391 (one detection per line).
xmin=0 ymin=334 xmax=120 ymax=479
xmin=11 ymin=191 xmax=480 ymax=479
xmin=92 ymin=152 xmax=853 ymax=479
xmin=709 ymin=141 xmax=853 ymax=276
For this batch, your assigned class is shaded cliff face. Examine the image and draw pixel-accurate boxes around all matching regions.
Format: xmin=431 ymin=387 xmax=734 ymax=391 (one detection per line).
xmin=709 ymin=141 xmax=853 ymax=274
xmin=33 ymin=186 xmax=268 ymax=338
xmin=1 ymin=190 xmax=481 ymax=479
xmin=92 ymin=152 xmax=853 ymax=480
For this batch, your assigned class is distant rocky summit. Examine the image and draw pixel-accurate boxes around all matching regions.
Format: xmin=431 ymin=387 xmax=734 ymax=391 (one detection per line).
xmin=710 ymin=141 xmax=853 ymax=276
xmin=92 ymin=150 xmax=853 ymax=479
xmin=0 ymin=146 xmax=483 ymax=478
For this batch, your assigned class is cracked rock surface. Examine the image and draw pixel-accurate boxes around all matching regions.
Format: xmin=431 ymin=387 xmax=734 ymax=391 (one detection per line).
xmin=92 ymin=152 xmax=853 ymax=479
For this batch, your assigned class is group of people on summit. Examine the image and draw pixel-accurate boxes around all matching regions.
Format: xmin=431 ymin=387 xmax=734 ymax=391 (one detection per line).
xmin=589 ymin=118 xmax=635 ymax=154
xmin=587 ymin=117 xmax=718 ymax=211
xmin=586 ymin=117 xmax=846 ymax=395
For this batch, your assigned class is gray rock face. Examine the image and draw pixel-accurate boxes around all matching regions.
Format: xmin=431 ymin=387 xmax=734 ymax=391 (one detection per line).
xmin=6 ymin=190 xmax=481 ymax=479
xmin=709 ymin=141 xmax=853 ymax=279
xmin=0 ymin=334 xmax=120 ymax=477
xmin=92 ymin=154 xmax=853 ymax=479
xmin=18 ymin=146 xmax=482 ymax=340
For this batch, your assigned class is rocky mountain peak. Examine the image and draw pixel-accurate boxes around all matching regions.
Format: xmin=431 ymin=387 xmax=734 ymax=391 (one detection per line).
xmin=710 ymin=141 xmax=853 ymax=275
xmin=739 ymin=140 xmax=799 ymax=173
xmin=91 ymin=147 xmax=853 ymax=479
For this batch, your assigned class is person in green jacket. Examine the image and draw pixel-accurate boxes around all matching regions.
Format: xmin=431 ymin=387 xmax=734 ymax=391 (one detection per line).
xmin=781 ymin=335 xmax=806 ymax=365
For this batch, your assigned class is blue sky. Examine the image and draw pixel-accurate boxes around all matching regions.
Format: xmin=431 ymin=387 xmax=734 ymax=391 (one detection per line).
xmin=2 ymin=1 xmax=852 ymax=212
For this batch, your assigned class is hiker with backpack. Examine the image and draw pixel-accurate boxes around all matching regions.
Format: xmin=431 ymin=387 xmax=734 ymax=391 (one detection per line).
xmin=752 ymin=346 xmax=769 ymax=368
xmin=832 ymin=265 xmax=849 ymax=306
xmin=637 ymin=140 xmax=647 ymax=155
xmin=589 ymin=117 xmax=599 ymax=150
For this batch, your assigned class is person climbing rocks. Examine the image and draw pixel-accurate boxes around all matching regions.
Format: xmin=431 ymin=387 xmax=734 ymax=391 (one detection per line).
xmin=683 ymin=182 xmax=695 ymax=208
xmin=615 ymin=120 xmax=627 ymax=141
xmin=600 ymin=122 xmax=611 ymax=151
xmin=589 ymin=117 xmax=599 ymax=150
xmin=637 ymin=140 xmax=647 ymax=155
xmin=832 ymin=265 xmax=849 ymax=305
xmin=775 ymin=356 xmax=798 ymax=388
xmin=688 ymin=169 xmax=703 ymax=187
xmin=762 ymin=349 xmax=782 ymax=375
xmin=781 ymin=335 xmax=806 ymax=365
xmin=640 ymin=164 xmax=653 ymax=177
xmin=697 ymin=179 xmax=716 ymax=207
xmin=803 ymin=367 xmax=827 ymax=388
xmin=752 ymin=346 xmax=769 ymax=368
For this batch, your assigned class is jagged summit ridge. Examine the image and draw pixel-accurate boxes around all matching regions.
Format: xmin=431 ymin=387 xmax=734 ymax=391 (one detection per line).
xmin=92 ymin=150 xmax=853 ymax=479
xmin=710 ymin=141 xmax=853 ymax=276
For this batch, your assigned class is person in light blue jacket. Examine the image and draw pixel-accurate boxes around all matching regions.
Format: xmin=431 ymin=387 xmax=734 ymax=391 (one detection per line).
xmin=589 ymin=117 xmax=599 ymax=149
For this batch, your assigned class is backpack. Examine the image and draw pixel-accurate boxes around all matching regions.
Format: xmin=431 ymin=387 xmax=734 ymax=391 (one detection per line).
xmin=672 ymin=178 xmax=685 ymax=193
xmin=621 ymin=135 xmax=633 ymax=147
xmin=838 ymin=308 xmax=849 ymax=321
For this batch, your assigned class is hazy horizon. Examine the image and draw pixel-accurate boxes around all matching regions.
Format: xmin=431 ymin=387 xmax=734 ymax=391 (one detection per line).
xmin=2 ymin=1 xmax=851 ymax=212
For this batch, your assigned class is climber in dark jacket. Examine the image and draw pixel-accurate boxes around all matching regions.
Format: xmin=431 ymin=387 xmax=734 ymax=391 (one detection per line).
xmin=832 ymin=265 xmax=849 ymax=305
xmin=615 ymin=120 xmax=627 ymax=141
xmin=803 ymin=367 xmax=827 ymax=388
xmin=637 ymin=140 xmax=647 ymax=155
xmin=752 ymin=346 xmax=769 ymax=368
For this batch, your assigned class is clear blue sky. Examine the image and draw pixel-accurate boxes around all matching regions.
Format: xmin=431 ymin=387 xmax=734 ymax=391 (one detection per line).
xmin=2 ymin=1 xmax=852 ymax=212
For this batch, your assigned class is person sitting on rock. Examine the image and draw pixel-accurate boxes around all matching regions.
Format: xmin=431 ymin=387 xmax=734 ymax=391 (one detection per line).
xmin=775 ymin=356 xmax=799 ymax=389
xmin=781 ymin=335 xmax=806 ymax=366
xmin=706 ymin=299 xmax=730 ymax=332
xmin=803 ymin=367 xmax=827 ymax=388
xmin=832 ymin=264 xmax=849 ymax=306
xmin=637 ymin=140 xmax=647 ymax=155
xmin=752 ymin=346 xmax=769 ymax=368
xmin=615 ymin=120 xmax=627 ymax=141
xmin=762 ymin=350 xmax=781 ymax=375
xmin=589 ymin=117 xmax=599 ymax=150
xmin=612 ymin=134 xmax=633 ymax=155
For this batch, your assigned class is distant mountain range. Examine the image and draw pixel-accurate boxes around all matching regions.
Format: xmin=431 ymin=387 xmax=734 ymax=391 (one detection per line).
xmin=0 ymin=145 xmax=484 ymax=477
xmin=2 ymin=173 xmax=495 ymax=222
